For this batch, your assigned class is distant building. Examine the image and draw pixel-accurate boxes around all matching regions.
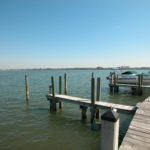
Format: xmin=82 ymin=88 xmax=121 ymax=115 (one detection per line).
xmin=119 ymin=66 xmax=130 ymax=69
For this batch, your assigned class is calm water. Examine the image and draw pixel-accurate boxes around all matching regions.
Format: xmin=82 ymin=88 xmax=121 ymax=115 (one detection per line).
xmin=0 ymin=69 xmax=149 ymax=150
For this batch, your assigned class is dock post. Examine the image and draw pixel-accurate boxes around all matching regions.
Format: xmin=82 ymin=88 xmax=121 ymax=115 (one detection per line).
xmin=101 ymin=109 xmax=119 ymax=150
xmin=50 ymin=76 xmax=57 ymax=111
xmin=114 ymin=74 xmax=119 ymax=93
xmin=92 ymin=72 xmax=94 ymax=78
xmin=91 ymin=77 xmax=96 ymax=124
xmin=80 ymin=105 xmax=88 ymax=120
xmin=25 ymin=75 xmax=29 ymax=101
xmin=109 ymin=73 xmax=114 ymax=93
xmin=138 ymin=75 xmax=143 ymax=95
xmin=49 ymin=85 xmax=52 ymax=94
xmin=64 ymin=73 xmax=67 ymax=95
xmin=96 ymin=77 xmax=101 ymax=119
xmin=59 ymin=76 xmax=63 ymax=109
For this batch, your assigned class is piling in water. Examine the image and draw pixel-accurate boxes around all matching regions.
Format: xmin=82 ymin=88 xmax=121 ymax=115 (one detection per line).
xmin=25 ymin=75 xmax=29 ymax=101
xmin=59 ymin=76 xmax=63 ymax=109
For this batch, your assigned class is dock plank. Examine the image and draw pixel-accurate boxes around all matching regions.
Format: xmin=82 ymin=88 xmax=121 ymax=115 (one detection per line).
xmin=46 ymin=94 xmax=136 ymax=113
xmin=119 ymin=98 xmax=150 ymax=150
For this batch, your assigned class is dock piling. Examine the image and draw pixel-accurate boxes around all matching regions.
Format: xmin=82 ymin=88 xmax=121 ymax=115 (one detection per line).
xmin=91 ymin=77 xmax=96 ymax=124
xmin=96 ymin=77 xmax=101 ymax=119
xmin=50 ymin=76 xmax=57 ymax=111
xmin=64 ymin=73 xmax=67 ymax=95
xmin=25 ymin=75 xmax=29 ymax=101
xmin=101 ymin=109 xmax=119 ymax=150
xmin=138 ymin=74 xmax=143 ymax=95
xmin=59 ymin=76 xmax=63 ymax=109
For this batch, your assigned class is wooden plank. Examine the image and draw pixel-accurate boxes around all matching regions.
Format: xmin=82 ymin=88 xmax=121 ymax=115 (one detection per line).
xmin=120 ymin=138 xmax=150 ymax=150
xmin=127 ymin=129 xmax=150 ymax=140
xmin=46 ymin=94 xmax=136 ymax=113
xmin=119 ymin=97 xmax=150 ymax=150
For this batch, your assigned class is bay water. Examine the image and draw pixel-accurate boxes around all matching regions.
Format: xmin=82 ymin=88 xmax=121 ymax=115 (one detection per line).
xmin=0 ymin=69 xmax=149 ymax=150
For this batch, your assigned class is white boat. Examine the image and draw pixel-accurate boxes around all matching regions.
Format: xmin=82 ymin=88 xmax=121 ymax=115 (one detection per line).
xmin=107 ymin=71 xmax=150 ymax=85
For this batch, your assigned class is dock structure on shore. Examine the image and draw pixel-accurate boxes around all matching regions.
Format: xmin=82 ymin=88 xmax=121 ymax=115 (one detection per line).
xmin=119 ymin=96 xmax=150 ymax=150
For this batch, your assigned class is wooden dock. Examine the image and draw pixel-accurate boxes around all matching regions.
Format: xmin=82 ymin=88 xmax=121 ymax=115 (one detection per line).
xmin=109 ymin=73 xmax=150 ymax=95
xmin=119 ymin=96 xmax=150 ymax=150
xmin=46 ymin=94 xmax=136 ymax=114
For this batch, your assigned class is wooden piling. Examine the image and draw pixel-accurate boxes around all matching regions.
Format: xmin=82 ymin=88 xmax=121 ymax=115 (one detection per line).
xmin=92 ymin=72 xmax=94 ymax=78
xmin=49 ymin=85 xmax=52 ymax=94
xmin=25 ymin=75 xmax=29 ymax=101
xmin=51 ymin=76 xmax=55 ymax=97
xmin=50 ymin=76 xmax=56 ymax=111
xmin=91 ymin=77 xmax=96 ymax=124
xmin=80 ymin=105 xmax=88 ymax=120
xmin=59 ymin=76 xmax=63 ymax=109
xmin=64 ymin=73 xmax=67 ymax=95
xmin=138 ymin=75 xmax=143 ymax=95
xmin=110 ymin=73 xmax=114 ymax=93
xmin=101 ymin=109 xmax=119 ymax=150
xmin=114 ymin=74 xmax=119 ymax=93
xmin=96 ymin=77 xmax=101 ymax=119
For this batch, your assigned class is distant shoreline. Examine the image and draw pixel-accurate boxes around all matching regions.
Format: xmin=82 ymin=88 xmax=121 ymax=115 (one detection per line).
xmin=0 ymin=67 xmax=150 ymax=71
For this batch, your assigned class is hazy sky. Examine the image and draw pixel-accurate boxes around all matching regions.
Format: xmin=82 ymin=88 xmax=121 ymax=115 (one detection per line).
xmin=0 ymin=0 xmax=150 ymax=69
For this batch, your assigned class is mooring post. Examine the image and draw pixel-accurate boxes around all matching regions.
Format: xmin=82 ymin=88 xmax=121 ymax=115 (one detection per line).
xmin=138 ymin=74 xmax=143 ymax=95
xmin=101 ymin=109 xmax=119 ymax=150
xmin=96 ymin=77 xmax=101 ymax=119
xmin=59 ymin=76 xmax=63 ymax=109
xmin=64 ymin=73 xmax=67 ymax=95
xmin=80 ymin=105 xmax=88 ymax=120
xmin=50 ymin=76 xmax=57 ymax=111
xmin=114 ymin=74 xmax=119 ymax=93
xmin=92 ymin=72 xmax=94 ymax=78
xmin=25 ymin=75 xmax=29 ymax=101
xmin=110 ymin=73 xmax=114 ymax=93
xmin=91 ymin=77 xmax=96 ymax=124
xmin=49 ymin=85 xmax=52 ymax=94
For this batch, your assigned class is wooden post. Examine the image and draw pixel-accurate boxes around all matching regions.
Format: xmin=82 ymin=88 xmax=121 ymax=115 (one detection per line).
xmin=96 ymin=77 xmax=101 ymax=119
xmin=114 ymin=74 xmax=119 ymax=93
xmin=91 ymin=77 xmax=96 ymax=124
xmin=110 ymin=73 xmax=114 ymax=93
xmin=64 ymin=73 xmax=67 ymax=95
xmin=80 ymin=105 xmax=88 ymax=120
xmin=25 ymin=75 xmax=29 ymax=101
xmin=92 ymin=72 xmax=94 ymax=78
xmin=50 ymin=76 xmax=57 ymax=111
xmin=51 ymin=76 xmax=55 ymax=97
xmin=138 ymin=75 xmax=143 ymax=95
xmin=49 ymin=85 xmax=52 ymax=94
xmin=59 ymin=76 xmax=63 ymax=109
xmin=101 ymin=109 xmax=119 ymax=150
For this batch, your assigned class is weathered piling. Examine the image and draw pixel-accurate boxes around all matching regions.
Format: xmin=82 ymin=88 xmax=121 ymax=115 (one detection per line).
xmin=59 ymin=76 xmax=63 ymax=109
xmin=80 ymin=105 xmax=88 ymax=120
xmin=49 ymin=85 xmax=52 ymax=94
xmin=25 ymin=75 xmax=29 ymax=101
xmin=101 ymin=109 xmax=119 ymax=150
xmin=92 ymin=72 xmax=94 ymax=78
xmin=110 ymin=73 xmax=114 ymax=93
xmin=64 ymin=73 xmax=67 ymax=95
xmin=50 ymin=76 xmax=57 ymax=111
xmin=138 ymin=74 xmax=143 ymax=95
xmin=91 ymin=77 xmax=96 ymax=124
xmin=114 ymin=74 xmax=119 ymax=93
xmin=96 ymin=77 xmax=101 ymax=119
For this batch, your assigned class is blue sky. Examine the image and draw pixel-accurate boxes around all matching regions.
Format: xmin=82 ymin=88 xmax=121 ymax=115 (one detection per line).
xmin=0 ymin=0 xmax=150 ymax=69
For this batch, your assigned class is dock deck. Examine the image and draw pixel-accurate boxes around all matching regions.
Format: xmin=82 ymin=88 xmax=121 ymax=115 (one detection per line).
xmin=119 ymin=97 xmax=150 ymax=150
xmin=46 ymin=94 xmax=136 ymax=113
